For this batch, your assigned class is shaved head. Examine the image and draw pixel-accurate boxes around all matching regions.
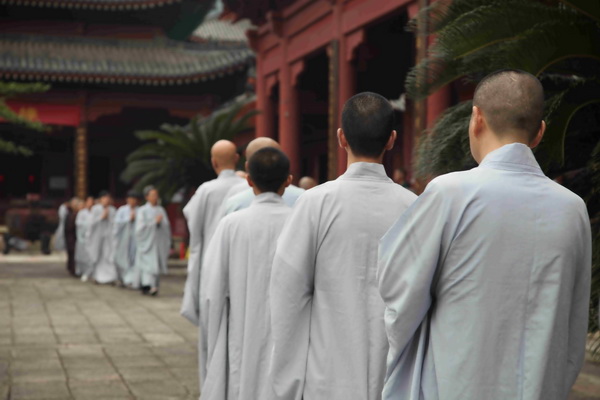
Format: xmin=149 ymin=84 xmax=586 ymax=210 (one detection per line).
xmin=211 ymin=140 xmax=239 ymax=172
xmin=473 ymin=70 xmax=544 ymax=140
xmin=245 ymin=137 xmax=281 ymax=160
xmin=299 ymin=176 xmax=317 ymax=190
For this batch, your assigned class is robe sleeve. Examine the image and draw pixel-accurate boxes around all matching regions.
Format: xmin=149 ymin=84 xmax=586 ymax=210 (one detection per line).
xmin=269 ymin=196 xmax=317 ymax=400
xmin=199 ymin=220 xmax=230 ymax=400
xmin=135 ymin=206 xmax=157 ymax=255
xmin=181 ymin=190 xmax=205 ymax=326
xmin=377 ymin=182 xmax=450 ymax=397
xmin=157 ymin=207 xmax=172 ymax=274
xmin=87 ymin=206 xmax=104 ymax=264
xmin=565 ymin=204 xmax=592 ymax=389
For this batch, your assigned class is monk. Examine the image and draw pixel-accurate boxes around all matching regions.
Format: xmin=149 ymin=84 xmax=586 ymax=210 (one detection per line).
xmin=180 ymin=140 xmax=244 ymax=382
xmin=221 ymin=137 xmax=305 ymax=215
xmin=269 ymin=92 xmax=417 ymax=400
xmin=298 ymin=176 xmax=317 ymax=190
xmin=135 ymin=186 xmax=171 ymax=296
xmin=201 ymin=147 xmax=292 ymax=400
xmin=378 ymin=70 xmax=592 ymax=400
xmin=64 ymin=197 xmax=80 ymax=276
xmin=113 ymin=190 xmax=141 ymax=287
xmin=88 ymin=191 xmax=117 ymax=284
xmin=76 ymin=196 xmax=95 ymax=281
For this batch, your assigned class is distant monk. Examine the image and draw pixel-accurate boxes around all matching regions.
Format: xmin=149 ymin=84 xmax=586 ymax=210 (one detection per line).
xmin=201 ymin=147 xmax=292 ymax=400
xmin=298 ymin=176 xmax=317 ymax=190
xmin=269 ymin=92 xmax=417 ymax=400
xmin=135 ymin=186 xmax=171 ymax=296
xmin=378 ymin=70 xmax=592 ymax=400
xmin=180 ymin=140 xmax=244 ymax=383
xmin=113 ymin=190 xmax=141 ymax=288
xmin=88 ymin=191 xmax=117 ymax=284
xmin=221 ymin=137 xmax=305 ymax=216
xmin=76 ymin=196 xmax=95 ymax=281
xmin=53 ymin=201 xmax=68 ymax=251
xmin=64 ymin=197 xmax=80 ymax=276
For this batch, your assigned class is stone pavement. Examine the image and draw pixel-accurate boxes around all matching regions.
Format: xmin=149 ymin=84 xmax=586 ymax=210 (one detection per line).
xmin=0 ymin=259 xmax=199 ymax=400
xmin=0 ymin=256 xmax=599 ymax=399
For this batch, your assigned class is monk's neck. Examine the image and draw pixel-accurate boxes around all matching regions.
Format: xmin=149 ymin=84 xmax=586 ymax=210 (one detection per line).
xmin=346 ymin=152 xmax=383 ymax=166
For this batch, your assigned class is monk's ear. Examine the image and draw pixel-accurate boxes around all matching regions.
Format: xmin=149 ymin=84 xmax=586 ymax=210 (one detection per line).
xmin=385 ymin=130 xmax=397 ymax=151
xmin=246 ymin=175 xmax=254 ymax=188
xmin=337 ymin=128 xmax=348 ymax=149
xmin=529 ymin=120 xmax=545 ymax=149
xmin=285 ymin=174 xmax=293 ymax=188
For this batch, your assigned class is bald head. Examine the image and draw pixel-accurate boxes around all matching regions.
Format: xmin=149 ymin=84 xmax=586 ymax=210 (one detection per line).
xmin=473 ymin=70 xmax=544 ymax=140
xmin=211 ymin=140 xmax=239 ymax=173
xmin=299 ymin=176 xmax=317 ymax=190
xmin=245 ymin=137 xmax=281 ymax=160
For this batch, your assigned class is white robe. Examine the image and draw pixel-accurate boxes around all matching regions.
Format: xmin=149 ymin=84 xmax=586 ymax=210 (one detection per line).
xmin=269 ymin=162 xmax=417 ymax=400
xmin=88 ymin=204 xmax=117 ymax=284
xmin=113 ymin=204 xmax=137 ymax=286
xmin=53 ymin=203 xmax=67 ymax=251
xmin=180 ymin=169 xmax=244 ymax=384
xmin=75 ymin=208 xmax=92 ymax=277
xmin=134 ymin=203 xmax=171 ymax=288
xmin=201 ymin=192 xmax=292 ymax=400
xmin=378 ymin=143 xmax=592 ymax=400
xmin=221 ymin=184 xmax=305 ymax=216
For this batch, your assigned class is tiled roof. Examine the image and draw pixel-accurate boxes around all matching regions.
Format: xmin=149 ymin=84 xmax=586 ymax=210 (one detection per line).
xmin=192 ymin=17 xmax=253 ymax=44
xmin=0 ymin=0 xmax=185 ymax=11
xmin=0 ymin=34 xmax=255 ymax=85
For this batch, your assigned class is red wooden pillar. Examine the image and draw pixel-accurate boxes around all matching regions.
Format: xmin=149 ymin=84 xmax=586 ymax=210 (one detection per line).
xmin=255 ymin=58 xmax=269 ymax=138
xmin=426 ymin=85 xmax=451 ymax=128
xmin=336 ymin=29 xmax=364 ymax=176
xmin=75 ymin=124 xmax=88 ymax=199
xmin=279 ymin=58 xmax=304 ymax=182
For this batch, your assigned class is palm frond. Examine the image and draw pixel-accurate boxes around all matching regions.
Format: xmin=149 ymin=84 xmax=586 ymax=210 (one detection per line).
xmin=413 ymin=101 xmax=475 ymax=179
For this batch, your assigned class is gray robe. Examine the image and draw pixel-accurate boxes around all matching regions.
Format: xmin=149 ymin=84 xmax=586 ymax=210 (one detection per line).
xmin=221 ymin=184 xmax=305 ymax=216
xmin=201 ymin=193 xmax=292 ymax=400
xmin=53 ymin=203 xmax=67 ymax=251
xmin=75 ymin=208 xmax=92 ymax=277
xmin=134 ymin=203 xmax=171 ymax=288
xmin=180 ymin=169 xmax=244 ymax=384
xmin=88 ymin=204 xmax=117 ymax=284
xmin=378 ymin=143 xmax=592 ymax=400
xmin=269 ymin=162 xmax=417 ymax=400
xmin=113 ymin=204 xmax=137 ymax=286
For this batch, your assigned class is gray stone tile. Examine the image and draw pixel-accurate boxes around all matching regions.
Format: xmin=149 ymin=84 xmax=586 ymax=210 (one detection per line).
xmin=69 ymin=379 xmax=130 ymax=398
xmin=57 ymin=334 xmax=100 ymax=345
xmin=128 ymin=380 xmax=188 ymax=398
xmin=10 ymin=381 xmax=71 ymax=399
xmin=142 ymin=333 xmax=185 ymax=345
xmin=66 ymin=367 xmax=121 ymax=382
xmin=11 ymin=358 xmax=63 ymax=371
xmin=62 ymin=357 xmax=113 ymax=370
xmin=11 ymin=367 xmax=66 ymax=383
xmin=110 ymin=356 xmax=164 ymax=368
xmin=118 ymin=367 xmax=174 ymax=382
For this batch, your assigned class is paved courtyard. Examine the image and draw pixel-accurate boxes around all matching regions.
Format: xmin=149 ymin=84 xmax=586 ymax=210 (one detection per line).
xmin=0 ymin=255 xmax=599 ymax=399
xmin=0 ymin=256 xmax=199 ymax=400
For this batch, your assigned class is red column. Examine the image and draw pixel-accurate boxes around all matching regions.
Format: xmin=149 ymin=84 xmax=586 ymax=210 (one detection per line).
xmin=255 ymin=58 xmax=268 ymax=138
xmin=337 ymin=29 xmax=363 ymax=176
xmin=426 ymin=85 xmax=452 ymax=128
xmin=279 ymin=59 xmax=303 ymax=182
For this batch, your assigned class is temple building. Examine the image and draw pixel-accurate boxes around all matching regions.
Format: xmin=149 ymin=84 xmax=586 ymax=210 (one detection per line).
xmin=0 ymin=0 xmax=254 ymax=201
xmin=224 ymin=0 xmax=462 ymax=183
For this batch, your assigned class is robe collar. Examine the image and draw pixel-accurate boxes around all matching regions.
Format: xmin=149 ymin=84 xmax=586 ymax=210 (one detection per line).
xmin=341 ymin=162 xmax=392 ymax=182
xmin=218 ymin=169 xmax=237 ymax=179
xmin=479 ymin=143 xmax=544 ymax=175
xmin=252 ymin=191 xmax=286 ymax=206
